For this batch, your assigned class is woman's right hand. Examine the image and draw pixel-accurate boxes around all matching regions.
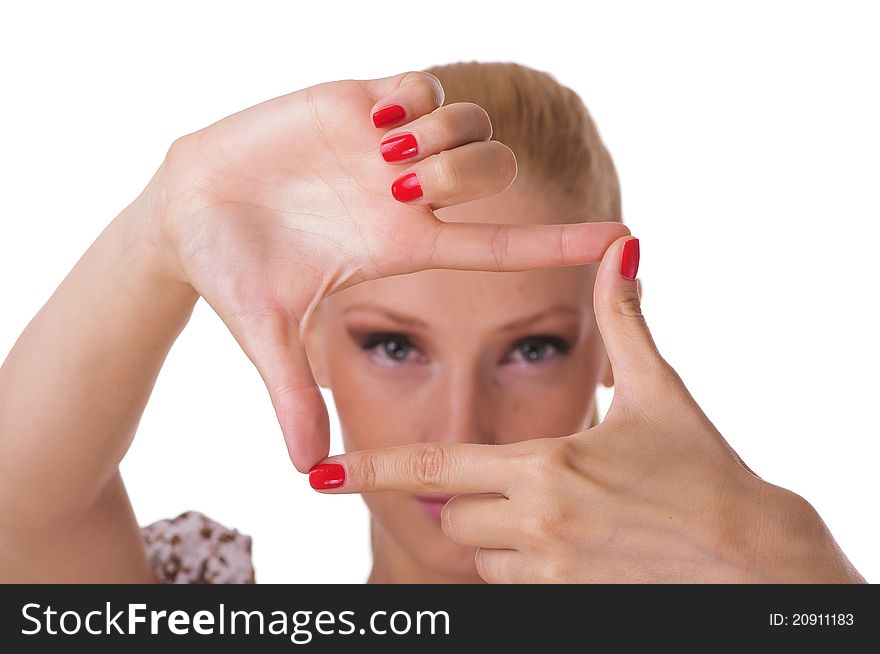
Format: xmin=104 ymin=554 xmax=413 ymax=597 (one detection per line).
xmin=150 ymin=70 xmax=629 ymax=471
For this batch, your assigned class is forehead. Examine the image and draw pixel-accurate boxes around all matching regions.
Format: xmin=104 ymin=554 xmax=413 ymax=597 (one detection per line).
xmin=324 ymin=266 xmax=596 ymax=331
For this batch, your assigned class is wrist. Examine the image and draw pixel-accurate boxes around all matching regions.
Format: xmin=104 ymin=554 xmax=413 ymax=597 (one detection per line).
xmin=114 ymin=160 xmax=200 ymax=324
xmin=123 ymin=142 xmax=197 ymax=291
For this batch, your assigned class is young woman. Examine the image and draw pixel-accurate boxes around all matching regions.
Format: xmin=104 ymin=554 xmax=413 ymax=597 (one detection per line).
xmin=0 ymin=62 xmax=864 ymax=584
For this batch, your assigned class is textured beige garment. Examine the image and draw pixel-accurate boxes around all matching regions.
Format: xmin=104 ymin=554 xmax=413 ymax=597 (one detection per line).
xmin=141 ymin=511 xmax=255 ymax=584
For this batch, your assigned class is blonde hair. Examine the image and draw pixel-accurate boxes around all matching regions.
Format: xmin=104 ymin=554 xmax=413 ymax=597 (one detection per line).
xmin=422 ymin=60 xmax=622 ymax=224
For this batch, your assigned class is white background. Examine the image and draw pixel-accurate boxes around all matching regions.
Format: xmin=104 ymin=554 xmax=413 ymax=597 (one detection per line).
xmin=1 ymin=1 xmax=877 ymax=583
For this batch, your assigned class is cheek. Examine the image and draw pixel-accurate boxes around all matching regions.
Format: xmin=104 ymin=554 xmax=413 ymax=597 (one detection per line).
xmin=327 ymin=353 xmax=432 ymax=451
xmin=494 ymin=356 xmax=600 ymax=443
xmin=492 ymin=389 xmax=587 ymax=443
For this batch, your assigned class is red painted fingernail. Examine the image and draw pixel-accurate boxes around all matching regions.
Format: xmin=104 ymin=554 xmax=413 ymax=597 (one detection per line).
xmin=391 ymin=172 xmax=423 ymax=202
xmin=380 ymin=133 xmax=419 ymax=162
xmin=309 ymin=463 xmax=345 ymax=490
xmin=620 ymin=238 xmax=640 ymax=280
xmin=372 ymin=104 xmax=406 ymax=128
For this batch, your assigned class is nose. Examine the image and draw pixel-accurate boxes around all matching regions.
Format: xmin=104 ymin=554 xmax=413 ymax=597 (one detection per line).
xmin=428 ymin=364 xmax=496 ymax=445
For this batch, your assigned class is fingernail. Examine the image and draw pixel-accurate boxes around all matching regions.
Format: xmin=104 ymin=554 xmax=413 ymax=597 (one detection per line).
xmin=309 ymin=463 xmax=345 ymax=490
xmin=372 ymin=104 xmax=406 ymax=128
xmin=620 ymin=238 xmax=640 ymax=280
xmin=380 ymin=133 xmax=419 ymax=162
xmin=391 ymin=172 xmax=423 ymax=202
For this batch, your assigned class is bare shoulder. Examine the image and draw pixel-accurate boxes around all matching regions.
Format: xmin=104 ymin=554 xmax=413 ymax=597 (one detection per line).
xmin=141 ymin=510 xmax=256 ymax=584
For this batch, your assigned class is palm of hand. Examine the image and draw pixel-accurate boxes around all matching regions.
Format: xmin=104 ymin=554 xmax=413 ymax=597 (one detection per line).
xmin=171 ymin=79 xmax=437 ymax=317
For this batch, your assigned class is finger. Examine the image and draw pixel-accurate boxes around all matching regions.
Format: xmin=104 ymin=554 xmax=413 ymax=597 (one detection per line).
xmin=593 ymin=235 xmax=667 ymax=399
xmin=378 ymin=102 xmax=492 ymax=164
xmin=308 ymin=441 xmax=522 ymax=495
xmin=417 ymin=220 xmax=630 ymax=272
xmin=388 ymin=140 xmax=516 ymax=207
xmin=231 ymin=309 xmax=329 ymax=473
xmin=474 ymin=548 xmax=522 ymax=584
xmin=441 ymin=494 xmax=517 ymax=549
xmin=365 ymin=71 xmax=445 ymax=129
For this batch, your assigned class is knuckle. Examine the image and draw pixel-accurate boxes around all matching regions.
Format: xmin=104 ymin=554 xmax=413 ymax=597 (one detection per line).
xmin=518 ymin=444 xmax=546 ymax=482
xmin=473 ymin=548 xmax=489 ymax=581
xmin=410 ymin=443 xmax=449 ymax=490
xmin=474 ymin=548 xmax=499 ymax=583
xmin=439 ymin=498 xmax=457 ymax=535
xmin=486 ymin=140 xmax=517 ymax=185
xmin=523 ymin=440 xmax=569 ymax=483
xmin=431 ymin=111 xmax=458 ymax=149
xmin=461 ymin=102 xmax=493 ymax=139
xmin=408 ymin=71 xmax=444 ymax=107
xmin=658 ymin=359 xmax=686 ymax=387
xmin=555 ymin=437 xmax=581 ymax=469
xmin=165 ymin=135 xmax=190 ymax=164
xmin=269 ymin=380 xmax=318 ymax=414
xmin=522 ymin=511 xmax=554 ymax=543
xmin=546 ymin=502 xmax=570 ymax=537
xmin=433 ymin=151 xmax=462 ymax=191
xmin=163 ymin=133 xmax=201 ymax=187
xmin=351 ymin=454 xmax=378 ymax=492
xmin=615 ymin=292 xmax=646 ymax=321
xmin=489 ymin=224 xmax=511 ymax=272
xmin=770 ymin=486 xmax=824 ymax=544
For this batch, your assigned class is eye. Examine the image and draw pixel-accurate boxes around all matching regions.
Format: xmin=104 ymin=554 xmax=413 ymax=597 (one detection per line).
xmin=360 ymin=332 xmax=419 ymax=364
xmin=506 ymin=335 xmax=571 ymax=365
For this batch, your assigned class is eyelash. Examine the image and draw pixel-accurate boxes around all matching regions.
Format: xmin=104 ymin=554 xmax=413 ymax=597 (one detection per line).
xmin=506 ymin=335 xmax=572 ymax=365
xmin=359 ymin=333 xmax=572 ymax=366
xmin=359 ymin=333 xmax=420 ymax=364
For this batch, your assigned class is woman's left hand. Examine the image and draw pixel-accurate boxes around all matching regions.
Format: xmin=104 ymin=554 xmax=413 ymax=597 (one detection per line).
xmin=313 ymin=235 xmax=864 ymax=583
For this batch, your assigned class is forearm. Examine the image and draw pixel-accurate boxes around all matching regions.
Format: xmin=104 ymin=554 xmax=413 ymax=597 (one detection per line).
xmin=0 ymin=161 xmax=198 ymax=529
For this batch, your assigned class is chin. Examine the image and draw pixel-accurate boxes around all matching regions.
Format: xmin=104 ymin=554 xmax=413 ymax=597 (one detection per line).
xmin=418 ymin=530 xmax=480 ymax=578
xmin=367 ymin=492 xmax=482 ymax=580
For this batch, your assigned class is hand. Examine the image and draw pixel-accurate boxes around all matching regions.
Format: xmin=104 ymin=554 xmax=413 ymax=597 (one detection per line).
xmin=313 ymin=235 xmax=865 ymax=583
xmin=149 ymin=70 xmax=629 ymax=471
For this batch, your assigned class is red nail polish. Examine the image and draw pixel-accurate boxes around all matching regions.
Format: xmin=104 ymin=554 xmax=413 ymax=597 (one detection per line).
xmin=309 ymin=463 xmax=345 ymax=490
xmin=391 ymin=172 xmax=423 ymax=202
xmin=372 ymin=104 xmax=406 ymax=128
xmin=380 ymin=133 xmax=419 ymax=162
xmin=620 ymin=238 xmax=639 ymax=279
xmin=620 ymin=238 xmax=640 ymax=280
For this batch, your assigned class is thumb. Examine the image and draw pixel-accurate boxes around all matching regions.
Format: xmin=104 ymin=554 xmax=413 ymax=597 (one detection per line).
xmin=593 ymin=236 xmax=665 ymax=399
xmin=231 ymin=309 xmax=330 ymax=473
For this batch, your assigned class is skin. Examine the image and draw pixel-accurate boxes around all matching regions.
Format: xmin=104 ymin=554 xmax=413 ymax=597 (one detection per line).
xmin=317 ymin=234 xmax=866 ymax=583
xmin=306 ymin=179 xmax=614 ymax=582
xmin=0 ymin=69 xmax=863 ymax=583
xmin=0 ymin=70 xmax=625 ymax=581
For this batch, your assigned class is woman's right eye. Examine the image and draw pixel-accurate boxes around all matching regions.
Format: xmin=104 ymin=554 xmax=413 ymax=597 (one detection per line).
xmin=360 ymin=333 xmax=419 ymax=364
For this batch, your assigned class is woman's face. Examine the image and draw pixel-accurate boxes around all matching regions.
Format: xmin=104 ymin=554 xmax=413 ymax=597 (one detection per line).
xmin=306 ymin=179 xmax=612 ymax=578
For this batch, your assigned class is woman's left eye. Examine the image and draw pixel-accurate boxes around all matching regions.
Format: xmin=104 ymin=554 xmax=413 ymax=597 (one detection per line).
xmin=507 ymin=336 xmax=571 ymax=365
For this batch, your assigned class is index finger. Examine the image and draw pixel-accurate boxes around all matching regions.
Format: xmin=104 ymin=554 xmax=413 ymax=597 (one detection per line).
xmin=420 ymin=220 xmax=631 ymax=272
xmin=308 ymin=442 xmax=521 ymax=496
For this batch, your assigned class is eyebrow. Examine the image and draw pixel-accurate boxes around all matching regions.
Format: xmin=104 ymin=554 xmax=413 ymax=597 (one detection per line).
xmin=343 ymin=304 xmax=430 ymax=328
xmin=342 ymin=303 xmax=583 ymax=332
xmin=496 ymin=304 xmax=583 ymax=332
